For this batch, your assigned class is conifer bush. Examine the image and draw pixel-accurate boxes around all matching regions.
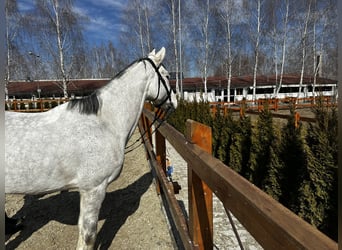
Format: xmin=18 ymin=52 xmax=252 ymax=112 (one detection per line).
xmin=250 ymin=104 xmax=283 ymax=200
xmin=167 ymin=98 xmax=337 ymax=240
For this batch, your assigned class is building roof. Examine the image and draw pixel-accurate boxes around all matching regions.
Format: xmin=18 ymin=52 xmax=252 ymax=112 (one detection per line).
xmin=7 ymin=78 xmax=111 ymax=98
xmin=7 ymin=74 xmax=337 ymax=98
xmin=171 ymin=74 xmax=337 ymax=90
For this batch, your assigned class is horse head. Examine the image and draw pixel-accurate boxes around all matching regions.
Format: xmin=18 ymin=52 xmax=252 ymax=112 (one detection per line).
xmin=145 ymin=48 xmax=177 ymax=111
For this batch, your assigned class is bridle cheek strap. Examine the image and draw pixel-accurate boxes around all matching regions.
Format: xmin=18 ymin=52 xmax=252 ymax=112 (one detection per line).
xmin=125 ymin=58 xmax=173 ymax=154
xmin=140 ymin=58 xmax=172 ymax=108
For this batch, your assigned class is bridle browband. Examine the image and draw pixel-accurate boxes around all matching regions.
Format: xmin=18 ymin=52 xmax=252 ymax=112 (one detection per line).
xmin=124 ymin=57 xmax=175 ymax=154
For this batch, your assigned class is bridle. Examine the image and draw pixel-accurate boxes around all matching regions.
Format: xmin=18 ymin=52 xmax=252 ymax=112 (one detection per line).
xmin=124 ymin=57 xmax=175 ymax=154
xmin=139 ymin=57 xmax=173 ymax=108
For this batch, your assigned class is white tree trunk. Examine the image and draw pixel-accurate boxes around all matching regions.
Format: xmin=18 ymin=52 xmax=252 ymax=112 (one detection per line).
xmin=53 ymin=0 xmax=68 ymax=98
xmin=224 ymin=0 xmax=232 ymax=102
xmin=276 ymin=0 xmax=289 ymax=97
xmin=252 ymin=0 xmax=261 ymax=102
xmin=136 ymin=0 xmax=145 ymax=56
xmin=203 ymin=0 xmax=210 ymax=101
xmin=313 ymin=11 xmax=326 ymax=101
xmin=273 ymin=27 xmax=278 ymax=96
xmin=313 ymin=17 xmax=317 ymax=101
xmin=298 ymin=1 xmax=312 ymax=99
xmin=170 ymin=0 xmax=179 ymax=95
xmin=5 ymin=6 xmax=10 ymax=100
xmin=144 ymin=5 xmax=151 ymax=52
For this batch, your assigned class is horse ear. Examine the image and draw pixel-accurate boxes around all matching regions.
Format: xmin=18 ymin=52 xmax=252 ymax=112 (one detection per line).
xmin=150 ymin=47 xmax=165 ymax=67
xmin=149 ymin=49 xmax=156 ymax=56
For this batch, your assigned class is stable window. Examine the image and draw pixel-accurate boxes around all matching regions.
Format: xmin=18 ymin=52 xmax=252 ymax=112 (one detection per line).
xmin=256 ymin=88 xmax=273 ymax=94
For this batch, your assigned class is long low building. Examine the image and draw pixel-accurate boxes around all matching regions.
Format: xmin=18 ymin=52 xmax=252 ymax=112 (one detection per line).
xmin=6 ymin=78 xmax=111 ymax=100
xmin=174 ymin=74 xmax=338 ymax=102
xmin=6 ymin=74 xmax=338 ymax=102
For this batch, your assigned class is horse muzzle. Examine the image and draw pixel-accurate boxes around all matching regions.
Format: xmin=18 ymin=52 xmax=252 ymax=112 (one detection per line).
xmin=161 ymin=91 xmax=177 ymax=112
xmin=170 ymin=92 xmax=178 ymax=110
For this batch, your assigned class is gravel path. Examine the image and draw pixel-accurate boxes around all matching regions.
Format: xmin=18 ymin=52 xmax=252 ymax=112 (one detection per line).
xmin=165 ymin=141 xmax=263 ymax=250
xmin=6 ymin=130 xmax=175 ymax=250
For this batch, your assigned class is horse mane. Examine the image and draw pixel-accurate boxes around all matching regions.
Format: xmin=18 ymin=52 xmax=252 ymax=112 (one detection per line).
xmin=67 ymin=91 xmax=100 ymax=115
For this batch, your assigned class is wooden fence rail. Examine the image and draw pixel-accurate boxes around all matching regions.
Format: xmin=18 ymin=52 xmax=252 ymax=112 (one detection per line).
xmin=5 ymin=98 xmax=69 ymax=112
xmin=140 ymin=107 xmax=337 ymax=250
xmin=210 ymin=96 xmax=337 ymax=115
xmin=5 ymin=96 xmax=337 ymax=114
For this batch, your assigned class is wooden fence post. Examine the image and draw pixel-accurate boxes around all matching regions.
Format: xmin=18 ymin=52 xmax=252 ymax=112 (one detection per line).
xmin=13 ymin=100 xmax=17 ymax=111
xmin=186 ymin=119 xmax=213 ymax=250
xmin=143 ymin=103 xmax=153 ymax=145
xmin=275 ymin=98 xmax=278 ymax=111
xmin=155 ymin=130 xmax=166 ymax=195
xmin=295 ymin=112 xmax=300 ymax=128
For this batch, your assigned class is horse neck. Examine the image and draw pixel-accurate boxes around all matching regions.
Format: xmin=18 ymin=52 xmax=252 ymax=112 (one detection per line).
xmin=98 ymin=63 xmax=151 ymax=139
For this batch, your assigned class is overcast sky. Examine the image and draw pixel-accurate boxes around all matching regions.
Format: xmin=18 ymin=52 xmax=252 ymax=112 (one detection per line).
xmin=18 ymin=0 xmax=127 ymax=47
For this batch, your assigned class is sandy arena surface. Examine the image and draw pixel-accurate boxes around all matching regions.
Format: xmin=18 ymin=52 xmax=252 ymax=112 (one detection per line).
xmin=5 ymin=130 xmax=175 ymax=250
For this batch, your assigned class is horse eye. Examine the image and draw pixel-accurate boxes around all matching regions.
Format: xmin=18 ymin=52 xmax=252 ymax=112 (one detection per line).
xmin=166 ymin=75 xmax=170 ymax=80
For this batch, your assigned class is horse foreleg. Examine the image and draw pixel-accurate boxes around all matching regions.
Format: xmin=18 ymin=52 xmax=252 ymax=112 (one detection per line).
xmin=76 ymin=183 xmax=107 ymax=250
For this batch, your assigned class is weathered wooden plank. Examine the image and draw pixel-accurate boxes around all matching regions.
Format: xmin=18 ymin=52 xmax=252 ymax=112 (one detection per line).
xmin=155 ymin=130 xmax=166 ymax=195
xmin=186 ymin=120 xmax=213 ymax=250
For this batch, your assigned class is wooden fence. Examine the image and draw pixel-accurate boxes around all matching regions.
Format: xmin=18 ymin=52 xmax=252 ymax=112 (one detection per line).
xmin=5 ymin=96 xmax=337 ymax=115
xmin=5 ymin=98 xmax=69 ymax=112
xmin=139 ymin=106 xmax=337 ymax=250
xmin=210 ymin=96 xmax=337 ymax=115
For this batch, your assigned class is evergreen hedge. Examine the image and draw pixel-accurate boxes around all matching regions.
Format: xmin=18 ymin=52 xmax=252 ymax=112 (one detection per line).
xmin=167 ymin=97 xmax=337 ymax=241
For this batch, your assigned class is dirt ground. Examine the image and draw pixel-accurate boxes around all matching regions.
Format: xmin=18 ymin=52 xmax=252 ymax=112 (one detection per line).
xmin=5 ymin=130 xmax=175 ymax=250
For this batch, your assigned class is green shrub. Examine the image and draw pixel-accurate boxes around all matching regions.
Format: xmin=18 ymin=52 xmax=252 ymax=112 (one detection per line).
xmin=167 ymin=98 xmax=337 ymax=240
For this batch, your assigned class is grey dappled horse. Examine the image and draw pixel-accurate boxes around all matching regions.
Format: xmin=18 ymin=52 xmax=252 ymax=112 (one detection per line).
xmin=5 ymin=48 xmax=177 ymax=249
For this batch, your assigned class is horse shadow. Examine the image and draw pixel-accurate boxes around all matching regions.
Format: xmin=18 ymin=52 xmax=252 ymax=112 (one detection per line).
xmin=5 ymin=172 xmax=153 ymax=250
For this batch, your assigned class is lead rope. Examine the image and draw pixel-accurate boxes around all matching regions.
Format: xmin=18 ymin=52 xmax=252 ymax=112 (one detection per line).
xmin=124 ymin=107 xmax=162 ymax=154
xmin=124 ymin=106 xmax=172 ymax=154
xmin=225 ymin=207 xmax=244 ymax=250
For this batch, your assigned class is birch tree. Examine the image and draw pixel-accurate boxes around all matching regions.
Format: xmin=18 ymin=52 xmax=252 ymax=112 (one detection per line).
xmin=218 ymin=0 xmax=234 ymax=102
xmin=5 ymin=0 xmax=25 ymax=96
xmin=251 ymin=0 xmax=263 ymax=102
xmin=165 ymin=0 xmax=180 ymax=95
xmin=311 ymin=0 xmax=335 ymax=99
xmin=54 ymin=0 xmax=67 ymax=96
xmin=297 ymin=0 xmax=312 ymax=98
xmin=143 ymin=2 xmax=152 ymax=53
xmin=89 ymin=42 xmax=123 ymax=78
xmin=136 ymin=0 xmax=145 ymax=55
xmin=263 ymin=0 xmax=290 ymax=97
xmin=312 ymin=0 xmax=320 ymax=99
xmin=192 ymin=0 xmax=212 ymax=100
xmin=120 ymin=0 xmax=154 ymax=59
xmin=31 ymin=0 xmax=85 ymax=97
xmin=275 ymin=0 xmax=290 ymax=97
